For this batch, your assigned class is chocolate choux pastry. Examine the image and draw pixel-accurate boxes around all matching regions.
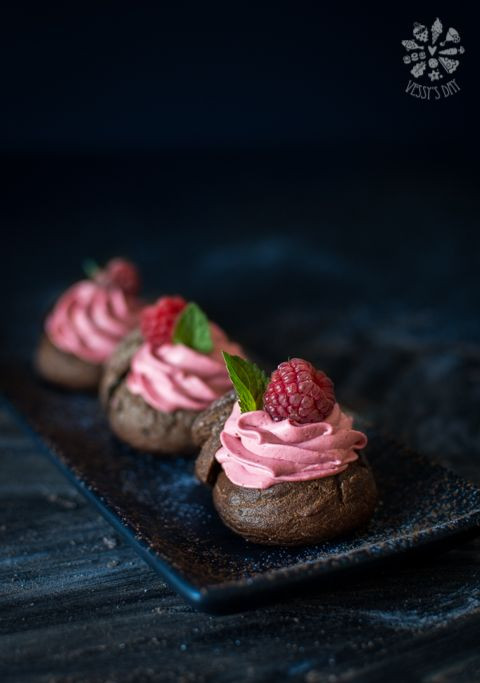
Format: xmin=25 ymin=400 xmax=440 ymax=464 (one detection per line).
xmin=193 ymin=355 xmax=377 ymax=545
xmin=35 ymin=258 xmax=142 ymax=391
xmin=100 ymin=298 xmax=243 ymax=455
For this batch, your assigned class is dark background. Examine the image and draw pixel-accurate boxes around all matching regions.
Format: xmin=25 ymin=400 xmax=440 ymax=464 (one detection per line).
xmin=2 ymin=3 xmax=478 ymax=150
xmin=2 ymin=3 xmax=479 ymax=323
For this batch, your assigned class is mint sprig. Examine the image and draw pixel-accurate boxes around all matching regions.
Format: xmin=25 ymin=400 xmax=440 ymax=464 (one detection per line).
xmin=172 ymin=302 xmax=213 ymax=354
xmin=82 ymin=258 xmax=100 ymax=279
xmin=222 ymin=352 xmax=269 ymax=413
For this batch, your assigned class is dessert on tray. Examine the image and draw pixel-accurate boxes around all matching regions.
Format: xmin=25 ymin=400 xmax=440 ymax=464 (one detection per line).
xmin=192 ymin=355 xmax=377 ymax=545
xmin=100 ymin=297 xmax=244 ymax=455
xmin=35 ymin=258 xmax=142 ymax=390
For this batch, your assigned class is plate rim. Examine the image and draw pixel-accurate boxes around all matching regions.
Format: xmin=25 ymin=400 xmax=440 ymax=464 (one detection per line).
xmin=3 ymin=395 xmax=480 ymax=614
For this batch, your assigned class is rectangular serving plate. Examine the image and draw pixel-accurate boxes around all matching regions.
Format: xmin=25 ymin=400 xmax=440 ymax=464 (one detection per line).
xmin=2 ymin=361 xmax=480 ymax=614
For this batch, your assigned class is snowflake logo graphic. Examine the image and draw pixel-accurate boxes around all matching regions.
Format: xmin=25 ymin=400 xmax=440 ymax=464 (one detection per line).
xmin=402 ymin=18 xmax=465 ymax=81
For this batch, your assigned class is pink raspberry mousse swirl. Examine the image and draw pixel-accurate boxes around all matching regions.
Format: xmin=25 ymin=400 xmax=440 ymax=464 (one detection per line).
xmin=46 ymin=280 xmax=141 ymax=364
xmin=216 ymin=402 xmax=368 ymax=489
xmin=126 ymin=324 xmax=243 ymax=412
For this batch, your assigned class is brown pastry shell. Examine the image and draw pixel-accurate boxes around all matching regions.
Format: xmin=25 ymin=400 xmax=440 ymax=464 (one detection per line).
xmin=100 ymin=328 xmax=198 ymax=455
xmin=192 ymin=392 xmax=377 ymax=545
xmin=35 ymin=334 xmax=101 ymax=391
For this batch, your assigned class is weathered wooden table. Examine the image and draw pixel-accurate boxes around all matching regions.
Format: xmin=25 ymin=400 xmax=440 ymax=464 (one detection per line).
xmin=1 ymin=402 xmax=480 ymax=682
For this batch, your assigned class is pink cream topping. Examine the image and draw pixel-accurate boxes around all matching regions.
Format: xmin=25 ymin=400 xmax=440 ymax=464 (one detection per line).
xmin=215 ymin=402 xmax=367 ymax=489
xmin=45 ymin=280 xmax=141 ymax=364
xmin=126 ymin=324 xmax=243 ymax=412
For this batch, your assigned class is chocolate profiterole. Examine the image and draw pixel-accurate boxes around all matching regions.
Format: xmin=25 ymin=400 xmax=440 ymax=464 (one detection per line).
xmin=193 ymin=355 xmax=377 ymax=545
xmin=100 ymin=297 xmax=243 ymax=455
xmin=35 ymin=258 xmax=142 ymax=391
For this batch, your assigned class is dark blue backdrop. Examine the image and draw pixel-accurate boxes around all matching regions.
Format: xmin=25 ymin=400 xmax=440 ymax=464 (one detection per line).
xmin=1 ymin=3 xmax=478 ymax=344
xmin=2 ymin=3 xmax=478 ymax=150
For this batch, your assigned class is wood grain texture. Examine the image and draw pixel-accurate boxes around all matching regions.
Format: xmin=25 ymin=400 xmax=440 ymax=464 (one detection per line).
xmin=1 ymin=406 xmax=480 ymax=683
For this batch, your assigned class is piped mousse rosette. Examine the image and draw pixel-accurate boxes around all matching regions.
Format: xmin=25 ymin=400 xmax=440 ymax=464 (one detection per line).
xmin=192 ymin=355 xmax=377 ymax=545
xmin=100 ymin=297 xmax=244 ymax=455
xmin=35 ymin=258 xmax=142 ymax=390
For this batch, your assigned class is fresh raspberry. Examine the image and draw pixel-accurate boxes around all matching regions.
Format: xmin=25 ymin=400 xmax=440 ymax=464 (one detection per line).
xmin=263 ymin=358 xmax=335 ymax=423
xmin=140 ymin=296 xmax=187 ymax=347
xmin=95 ymin=258 xmax=141 ymax=295
xmin=105 ymin=258 xmax=140 ymax=295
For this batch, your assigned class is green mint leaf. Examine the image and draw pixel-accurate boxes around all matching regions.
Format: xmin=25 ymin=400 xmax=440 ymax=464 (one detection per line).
xmin=222 ymin=352 xmax=269 ymax=413
xmin=82 ymin=258 xmax=100 ymax=279
xmin=172 ymin=302 xmax=214 ymax=354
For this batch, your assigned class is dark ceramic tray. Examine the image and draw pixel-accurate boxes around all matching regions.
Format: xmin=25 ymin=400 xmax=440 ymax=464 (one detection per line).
xmin=2 ymin=361 xmax=480 ymax=614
